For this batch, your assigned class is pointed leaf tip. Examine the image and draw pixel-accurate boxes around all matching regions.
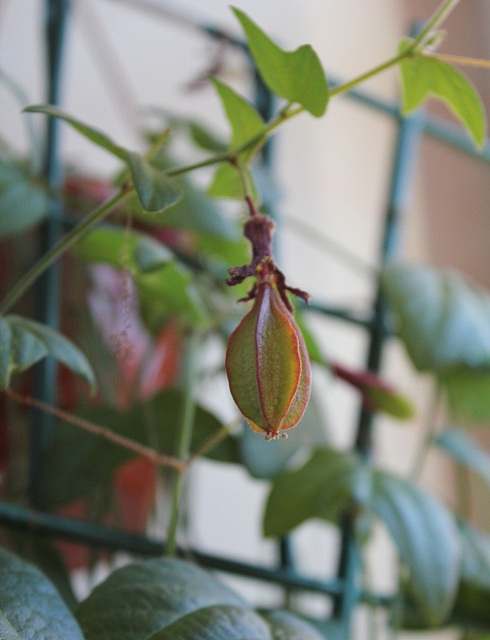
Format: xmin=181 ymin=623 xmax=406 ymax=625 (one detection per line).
xmin=232 ymin=7 xmax=329 ymax=117
xmin=126 ymin=152 xmax=181 ymax=213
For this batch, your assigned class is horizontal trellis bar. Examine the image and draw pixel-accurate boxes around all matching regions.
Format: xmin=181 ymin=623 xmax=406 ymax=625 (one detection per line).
xmin=0 ymin=500 xmax=390 ymax=605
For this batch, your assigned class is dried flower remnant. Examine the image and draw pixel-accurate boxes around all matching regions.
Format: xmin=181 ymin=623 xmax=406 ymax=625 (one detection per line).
xmin=225 ymin=207 xmax=311 ymax=441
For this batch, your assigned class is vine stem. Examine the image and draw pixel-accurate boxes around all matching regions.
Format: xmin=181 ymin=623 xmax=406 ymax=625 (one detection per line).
xmin=0 ymin=189 xmax=130 ymax=315
xmin=425 ymin=52 xmax=490 ymax=70
xmin=410 ymin=0 xmax=462 ymax=51
xmin=3 ymin=386 xmax=236 ymax=473
xmin=166 ymin=331 xmax=200 ymax=557
xmin=3 ymin=388 xmax=186 ymax=472
xmin=411 ymin=380 xmax=442 ymax=479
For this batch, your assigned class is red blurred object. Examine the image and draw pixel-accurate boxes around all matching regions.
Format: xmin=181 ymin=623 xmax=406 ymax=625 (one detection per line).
xmin=114 ymin=458 xmax=157 ymax=534
xmin=64 ymin=175 xmax=117 ymax=206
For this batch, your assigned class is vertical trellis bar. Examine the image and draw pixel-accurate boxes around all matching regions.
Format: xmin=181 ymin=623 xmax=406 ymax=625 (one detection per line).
xmin=332 ymin=105 xmax=425 ymax=631
xmin=29 ymin=0 xmax=70 ymax=507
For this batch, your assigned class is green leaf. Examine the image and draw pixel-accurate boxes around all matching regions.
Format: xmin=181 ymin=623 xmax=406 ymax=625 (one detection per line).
xmin=0 ymin=314 xmax=96 ymax=390
xmin=0 ymin=613 xmax=20 ymax=640
xmin=147 ymin=605 xmax=325 ymax=640
xmin=439 ymin=367 xmax=490 ymax=423
xmin=76 ymin=557 xmax=248 ymax=640
xmin=194 ymin=234 xmax=249 ymax=271
xmin=135 ymin=263 xmax=209 ymax=330
xmin=146 ymin=605 xmax=270 ymax=640
xmin=72 ymin=227 xmax=173 ymax=273
xmin=24 ymin=108 xmax=181 ymax=214
xmin=370 ymin=471 xmax=460 ymax=625
xmin=126 ymin=152 xmax=180 ymax=213
xmin=41 ymin=389 xmax=240 ymax=508
xmin=129 ymin=172 xmax=240 ymax=239
xmin=0 ymin=547 xmax=84 ymax=640
xmin=210 ymin=78 xmax=264 ymax=149
xmin=261 ymin=610 xmax=325 ymax=640
xmin=398 ymin=41 xmax=487 ymax=148
xmin=435 ymin=428 xmax=490 ymax=485
xmin=365 ymin=386 xmax=415 ymax=420
xmin=451 ymin=523 xmax=490 ymax=628
xmin=263 ymin=447 xmax=365 ymax=537
xmin=207 ymin=163 xmax=254 ymax=201
xmin=73 ymin=228 xmax=209 ymax=329
xmin=0 ymin=158 xmax=49 ymax=237
xmin=381 ymin=264 xmax=490 ymax=372
xmin=11 ymin=536 xmax=78 ymax=612
xmin=24 ymin=104 xmax=129 ymax=160
xmin=76 ymin=557 xmax=322 ymax=640
xmin=188 ymin=121 xmax=227 ymax=153
xmin=232 ymin=8 xmax=329 ymax=117
xmin=459 ymin=523 xmax=490 ymax=590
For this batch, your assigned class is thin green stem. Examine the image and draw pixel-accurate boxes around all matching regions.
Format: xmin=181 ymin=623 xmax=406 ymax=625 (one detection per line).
xmin=409 ymin=0 xmax=462 ymax=51
xmin=330 ymin=51 xmax=408 ymax=100
xmin=0 ymin=189 xmax=130 ymax=315
xmin=166 ymin=151 xmax=231 ymax=178
xmin=455 ymin=463 xmax=472 ymax=521
xmin=166 ymin=331 xmax=200 ymax=557
xmin=411 ymin=380 xmax=441 ymax=479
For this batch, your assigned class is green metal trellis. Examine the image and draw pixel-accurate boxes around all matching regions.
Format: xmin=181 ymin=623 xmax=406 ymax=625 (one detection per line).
xmin=1 ymin=0 xmax=490 ymax=636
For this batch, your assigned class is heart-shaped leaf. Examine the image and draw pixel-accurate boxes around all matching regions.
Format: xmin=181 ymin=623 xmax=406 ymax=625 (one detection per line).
xmin=0 ymin=314 xmax=96 ymax=390
xmin=126 ymin=152 xmax=180 ymax=213
xmin=211 ymin=78 xmax=264 ymax=149
xmin=0 ymin=547 xmax=84 ymax=640
xmin=233 ymin=8 xmax=329 ymax=117
xmin=129 ymin=172 xmax=240 ymax=238
xmin=263 ymin=447 xmax=364 ymax=537
xmin=398 ymin=40 xmax=486 ymax=149
xmin=207 ymin=163 xmax=258 ymax=201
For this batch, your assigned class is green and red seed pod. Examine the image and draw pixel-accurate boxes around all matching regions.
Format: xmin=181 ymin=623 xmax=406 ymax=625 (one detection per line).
xmin=226 ymin=263 xmax=311 ymax=441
